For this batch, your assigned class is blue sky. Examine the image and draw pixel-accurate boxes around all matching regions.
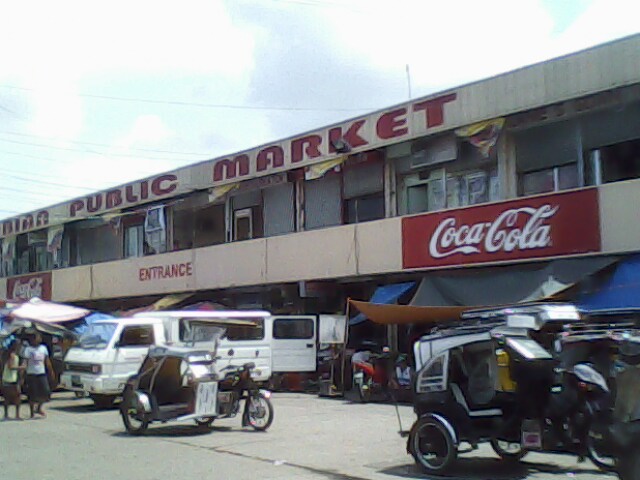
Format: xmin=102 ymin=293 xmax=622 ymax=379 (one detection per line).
xmin=0 ymin=0 xmax=638 ymax=220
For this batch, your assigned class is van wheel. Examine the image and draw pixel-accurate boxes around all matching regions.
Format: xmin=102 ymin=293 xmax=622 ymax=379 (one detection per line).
xmin=91 ymin=394 xmax=116 ymax=409
xmin=409 ymin=415 xmax=457 ymax=474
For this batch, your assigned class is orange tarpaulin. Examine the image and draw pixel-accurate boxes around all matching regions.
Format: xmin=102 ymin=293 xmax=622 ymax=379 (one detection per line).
xmin=348 ymin=299 xmax=473 ymax=326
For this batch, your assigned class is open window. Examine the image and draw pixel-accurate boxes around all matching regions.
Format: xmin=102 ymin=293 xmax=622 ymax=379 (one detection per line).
xmin=342 ymin=153 xmax=385 ymax=224
xmin=118 ymin=325 xmax=155 ymax=347
xmin=515 ymin=120 xmax=582 ymax=196
xmin=398 ymin=134 xmax=498 ymax=215
xmin=230 ymin=189 xmax=264 ymax=241
xmin=415 ymin=351 xmax=449 ymax=394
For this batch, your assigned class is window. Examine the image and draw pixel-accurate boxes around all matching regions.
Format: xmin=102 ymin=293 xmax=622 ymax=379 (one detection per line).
xmin=230 ymin=189 xmax=264 ymax=241
xmin=342 ymin=155 xmax=385 ymax=224
xmin=521 ymin=163 xmax=579 ymax=196
xmin=124 ymin=225 xmax=144 ymax=258
xmin=586 ymin=138 xmax=640 ymax=185
xmin=225 ymin=319 xmax=265 ymax=341
xmin=234 ymin=208 xmax=253 ymax=241
xmin=345 ymin=194 xmax=385 ymax=224
xmin=144 ymin=207 xmax=167 ymax=254
xmin=404 ymin=168 xmax=497 ymax=214
xmin=273 ymin=318 xmax=315 ymax=339
xmin=118 ymin=325 xmax=155 ymax=347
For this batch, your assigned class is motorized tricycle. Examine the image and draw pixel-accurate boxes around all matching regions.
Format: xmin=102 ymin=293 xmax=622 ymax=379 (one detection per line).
xmin=404 ymin=303 xmax=640 ymax=480
xmin=120 ymin=317 xmax=274 ymax=435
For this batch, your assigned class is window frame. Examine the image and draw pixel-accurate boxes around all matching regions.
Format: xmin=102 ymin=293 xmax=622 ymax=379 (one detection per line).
xmin=273 ymin=318 xmax=315 ymax=340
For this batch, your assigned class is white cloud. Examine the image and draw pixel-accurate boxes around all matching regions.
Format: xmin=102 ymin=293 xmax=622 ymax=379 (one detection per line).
xmin=116 ymin=114 xmax=174 ymax=149
xmin=552 ymin=0 xmax=640 ymax=55
xmin=321 ymin=0 xmax=556 ymax=93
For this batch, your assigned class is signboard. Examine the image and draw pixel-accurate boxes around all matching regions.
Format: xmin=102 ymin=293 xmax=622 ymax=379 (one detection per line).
xmin=138 ymin=262 xmax=193 ymax=282
xmin=402 ymin=189 xmax=601 ymax=269
xmin=6 ymin=272 xmax=53 ymax=301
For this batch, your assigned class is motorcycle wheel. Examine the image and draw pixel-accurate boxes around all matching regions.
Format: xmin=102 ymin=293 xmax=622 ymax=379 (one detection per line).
xmin=618 ymin=452 xmax=640 ymax=480
xmin=195 ymin=417 xmax=215 ymax=429
xmin=409 ymin=416 xmax=457 ymax=475
xmin=246 ymin=393 xmax=274 ymax=431
xmin=586 ymin=428 xmax=617 ymax=472
xmin=358 ymin=378 xmax=372 ymax=403
xmin=120 ymin=390 xmax=149 ymax=435
xmin=490 ymin=438 xmax=528 ymax=462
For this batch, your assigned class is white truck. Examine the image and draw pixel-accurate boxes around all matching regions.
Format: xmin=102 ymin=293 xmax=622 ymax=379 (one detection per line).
xmin=60 ymin=311 xmax=345 ymax=407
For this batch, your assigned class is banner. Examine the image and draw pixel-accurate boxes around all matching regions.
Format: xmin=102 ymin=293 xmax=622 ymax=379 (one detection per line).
xmin=455 ymin=118 xmax=505 ymax=157
xmin=304 ymin=156 xmax=346 ymax=181
xmin=1 ymin=236 xmax=16 ymax=277
xmin=144 ymin=206 xmax=167 ymax=254
xmin=47 ymin=225 xmax=64 ymax=268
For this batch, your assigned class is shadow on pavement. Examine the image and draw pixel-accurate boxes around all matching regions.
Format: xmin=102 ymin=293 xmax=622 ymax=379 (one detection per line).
xmin=110 ymin=424 xmax=233 ymax=438
xmin=378 ymin=458 xmax=613 ymax=479
xmin=50 ymin=402 xmax=120 ymax=413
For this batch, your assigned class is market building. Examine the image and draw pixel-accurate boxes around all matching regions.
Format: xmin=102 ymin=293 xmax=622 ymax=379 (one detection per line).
xmin=1 ymin=34 xmax=640 ymax=349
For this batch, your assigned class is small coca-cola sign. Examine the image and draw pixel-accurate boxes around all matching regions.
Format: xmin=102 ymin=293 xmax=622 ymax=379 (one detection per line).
xmin=403 ymin=189 xmax=600 ymax=269
xmin=6 ymin=272 xmax=52 ymax=301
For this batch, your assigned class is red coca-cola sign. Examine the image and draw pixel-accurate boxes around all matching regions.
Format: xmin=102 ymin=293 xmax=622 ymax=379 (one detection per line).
xmin=6 ymin=272 xmax=52 ymax=302
xmin=402 ymin=189 xmax=601 ymax=269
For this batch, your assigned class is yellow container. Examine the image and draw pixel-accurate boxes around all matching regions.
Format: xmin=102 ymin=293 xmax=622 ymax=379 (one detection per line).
xmin=496 ymin=349 xmax=517 ymax=392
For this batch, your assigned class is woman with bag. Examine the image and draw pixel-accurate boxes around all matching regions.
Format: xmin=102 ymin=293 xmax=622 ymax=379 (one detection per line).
xmin=2 ymin=340 xmax=24 ymax=420
xmin=23 ymin=331 xmax=54 ymax=419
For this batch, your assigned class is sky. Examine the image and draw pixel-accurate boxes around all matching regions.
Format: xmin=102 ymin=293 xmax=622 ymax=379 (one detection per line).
xmin=0 ymin=0 xmax=638 ymax=220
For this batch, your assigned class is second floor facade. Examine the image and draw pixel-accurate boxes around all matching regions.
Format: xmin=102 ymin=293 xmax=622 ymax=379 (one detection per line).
xmin=2 ymin=34 xmax=640 ymax=284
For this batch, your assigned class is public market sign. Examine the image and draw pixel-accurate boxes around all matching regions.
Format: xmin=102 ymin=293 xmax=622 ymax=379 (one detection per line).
xmin=402 ymin=189 xmax=601 ymax=269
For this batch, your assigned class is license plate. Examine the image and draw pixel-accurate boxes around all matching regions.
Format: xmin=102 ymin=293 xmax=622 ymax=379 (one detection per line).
xmin=195 ymin=382 xmax=218 ymax=417
xmin=71 ymin=375 xmax=82 ymax=388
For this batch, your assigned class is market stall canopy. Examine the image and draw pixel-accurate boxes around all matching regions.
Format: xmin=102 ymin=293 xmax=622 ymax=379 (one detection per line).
xmin=120 ymin=292 xmax=194 ymax=316
xmin=349 ymin=282 xmax=415 ymax=325
xmin=10 ymin=298 xmax=90 ymax=323
xmin=348 ymin=299 xmax=471 ymax=326
xmin=410 ymin=256 xmax=617 ymax=307
xmin=576 ymin=254 xmax=640 ymax=310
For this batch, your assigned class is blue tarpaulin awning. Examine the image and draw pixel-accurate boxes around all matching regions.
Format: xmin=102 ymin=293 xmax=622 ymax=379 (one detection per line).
xmin=578 ymin=255 xmax=640 ymax=311
xmin=349 ymin=282 xmax=415 ymax=325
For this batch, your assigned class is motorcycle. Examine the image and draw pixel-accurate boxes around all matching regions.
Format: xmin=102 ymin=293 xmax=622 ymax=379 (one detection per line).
xmin=402 ymin=303 xmax=640 ymax=480
xmin=120 ymin=315 xmax=274 ymax=435
xmin=216 ymin=361 xmax=274 ymax=431
xmin=352 ymin=350 xmax=391 ymax=402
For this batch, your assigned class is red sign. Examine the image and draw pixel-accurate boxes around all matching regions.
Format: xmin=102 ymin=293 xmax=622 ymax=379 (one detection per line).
xmin=7 ymin=272 xmax=53 ymax=301
xmin=402 ymin=189 xmax=601 ymax=269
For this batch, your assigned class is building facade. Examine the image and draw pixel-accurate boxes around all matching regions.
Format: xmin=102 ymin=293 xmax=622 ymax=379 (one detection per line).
xmin=1 ymin=34 xmax=640 ymax=318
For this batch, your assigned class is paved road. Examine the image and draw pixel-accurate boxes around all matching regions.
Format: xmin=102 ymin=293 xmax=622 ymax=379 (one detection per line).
xmin=0 ymin=392 xmax=616 ymax=480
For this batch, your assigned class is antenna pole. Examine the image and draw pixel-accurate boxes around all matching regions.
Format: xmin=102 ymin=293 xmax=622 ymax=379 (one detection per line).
xmin=405 ymin=64 xmax=412 ymax=100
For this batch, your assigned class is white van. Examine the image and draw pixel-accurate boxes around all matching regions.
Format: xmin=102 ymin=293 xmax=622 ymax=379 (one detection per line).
xmin=60 ymin=310 xmax=271 ymax=407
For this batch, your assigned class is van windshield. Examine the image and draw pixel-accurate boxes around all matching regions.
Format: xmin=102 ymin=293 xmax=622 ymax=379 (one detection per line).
xmin=79 ymin=323 xmax=118 ymax=349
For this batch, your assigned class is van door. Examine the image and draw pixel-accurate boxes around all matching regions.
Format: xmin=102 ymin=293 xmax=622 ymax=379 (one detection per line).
xmin=271 ymin=316 xmax=317 ymax=373
xmin=112 ymin=324 xmax=156 ymax=386
xmin=217 ymin=319 xmax=272 ymax=382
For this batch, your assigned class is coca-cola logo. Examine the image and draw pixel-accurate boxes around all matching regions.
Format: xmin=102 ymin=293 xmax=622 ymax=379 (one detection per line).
xmin=11 ymin=277 xmax=44 ymax=301
xmin=429 ymin=205 xmax=558 ymax=259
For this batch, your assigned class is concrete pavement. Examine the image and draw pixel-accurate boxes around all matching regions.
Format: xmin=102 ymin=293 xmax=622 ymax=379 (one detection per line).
xmin=0 ymin=392 xmax=617 ymax=480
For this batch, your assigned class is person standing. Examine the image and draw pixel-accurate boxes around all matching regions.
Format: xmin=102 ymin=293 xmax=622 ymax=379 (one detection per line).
xmin=2 ymin=340 xmax=24 ymax=420
xmin=23 ymin=332 xmax=54 ymax=419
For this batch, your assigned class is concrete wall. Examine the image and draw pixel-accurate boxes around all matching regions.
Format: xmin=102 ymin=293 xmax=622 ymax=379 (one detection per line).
xmin=599 ymin=178 xmax=640 ymax=254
